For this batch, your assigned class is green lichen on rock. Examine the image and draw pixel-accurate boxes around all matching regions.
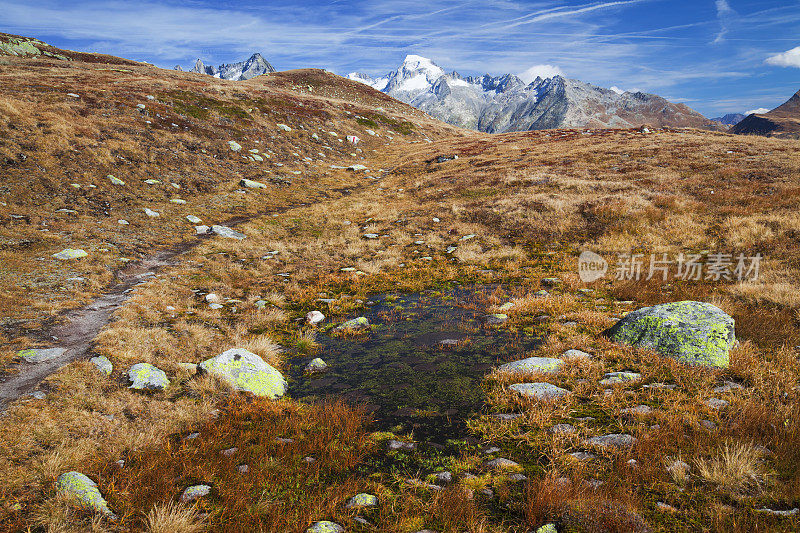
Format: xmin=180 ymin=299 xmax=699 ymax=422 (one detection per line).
xmin=55 ymin=472 xmax=114 ymax=517
xmin=498 ymin=356 xmax=562 ymax=374
xmin=128 ymin=363 xmax=170 ymax=390
xmin=17 ymin=347 xmax=66 ymax=363
xmin=199 ymin=348 xmax=287 ymax=399
xmin=52 ymin=248 xmax=88 ymax=260
xmin=335 ymin=316 xmax=370 ymax=332
xmin=346 ymin=493 xmax=378 ymax=508
xmin=605 ymin=301 xmax=734 ymax=367
xmin=306 ymin=521 xmax=344 ymax=533
xmin=90 ymin=356 xmax=113 ymax=376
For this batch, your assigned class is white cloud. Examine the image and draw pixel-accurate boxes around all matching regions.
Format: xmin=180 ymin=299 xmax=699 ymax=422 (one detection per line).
xmin=745 ymin=107 xmax=770 ymax=115
xmin=766 ymin=46 xmax=800 ymax=68
xmin=520 ymin=64 xmax=564 ymax=83
xmin=713 ymin=0 xmax=736 ymax=44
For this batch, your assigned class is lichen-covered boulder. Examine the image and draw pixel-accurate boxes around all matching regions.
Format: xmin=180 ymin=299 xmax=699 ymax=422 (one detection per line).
xmin=52 ymin=248 xmax=88 ymax=260
xmin=199 ymin=348 xmax=287 ymax=399
xmin=180 ymin=484 xmax=211 ymax=503
xmin=90 ymin=356 xmax=113 ymax=375
xmin=17 ymin=347 xmax=66 ymax=363
xmin=240 ymin=178 xmax=267 ymax=189
xmin=304 ymin=357 xmax=328 ymax=374
xmin=56 ymin=472 xmax=114 ymax=517
xmin=605 ymin=301 xmax=735 ymax=367
xmin=346 ymin=493 xmax=378 ymax=508
xmin=498 ymin=357 xmax=562 ymax=374
xmin=211 ymin=225 xmax=245 ymax=240
xmin=128 ymin=363 xmax=170 ymax=390
xmin=335 ymin=316 xmax=370 ymax=332
xmin=508 ymin=382 xmax=568 ymax=400
xmin=306 ymin=521 xmax=344 ymax=533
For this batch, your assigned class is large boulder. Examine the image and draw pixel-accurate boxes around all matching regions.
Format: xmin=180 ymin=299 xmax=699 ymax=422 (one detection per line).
xmin=17 ymin=347 xmax=66 ymax=363
xmin=605 ymin=301 xmax=735 ymax=367
xmin=56 ymin=472 xmax=115 ymax=517
xmin=199 ymin=348 xmax=287 ymax=399
xmin=128 ymin=363 xmax=170 ymax=390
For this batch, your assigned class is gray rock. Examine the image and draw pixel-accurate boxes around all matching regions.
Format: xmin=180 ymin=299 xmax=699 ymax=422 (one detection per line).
xmin=562 ymin=349 xmax=593 ymax=359
xmin=228 ymin=140 xmax=242 ymax=151
xmin=605 ymin=301 xmax=735 ymax=367
xmin=486 ymin=458 xmax=521 ymax=471
xmin=599 ymin=371 xmax=641 ymax=386
xmin=492 ymin=413 xmax=523 ymax=421
xmin=187 ymin=215 xmax=202 ymax=224
xmin=128 ymin=363 xmax=169 ymax=390
xmin=712 ymin=381 xmax=743 ymax=393
xmin=621 ymin=405 xmax=653 ymax=416
xmin=433 ymin=471 xmax=452 ymax=484
xmin=17 ymin=347 xmax=66 ymax=363
xmin=195 ymin=225 xmax=210 ymax=235
xmin=335 ymin=316 xmax=370 ymax=332
xmin=52 ymin=249 xmax=88 ymax=260
xmin=199 ymin=348 xmax=287 ymax=399
xmin=549 ymin=423 xmax=576 ymax=435
xmin=705 ymin=398 xmax=729 ymax=409
xmin=211 ymin=225 xmax=246 ymax=240
xmin=56 ymin=472 xmax=115 ymax=517
xmin=90 ymin=356 xmax=113 ymax=376
xmin=387 ymin=440 xmax=416 ymax=451
xmin=498 ymin=356 xmax=562 ymax=374
xmin=508 ymin=382 xmax=569 ymax=400
xmin=306 ymin=521 xmax=344 ymax=533
xmin=346 ymin=493 xmax=378 ymax=508
xmin=306 ymin=310 xmax=325 ymax=325
xmin=583 ymin=433 xmax=637 ymax=449
xmin=180 ymin=484 xmax=211 ymax=503
xmin=483 ymin=313 xmax=508 ymax=325
xmin=304 ymin=357 xmax=328 ymax=374
xmin=568 ymin=451 xmax=596 ymax=461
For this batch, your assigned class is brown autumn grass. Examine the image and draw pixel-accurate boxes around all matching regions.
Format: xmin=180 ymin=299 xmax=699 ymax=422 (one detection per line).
xmin=2 ymin=35 xmax=800 ymax=533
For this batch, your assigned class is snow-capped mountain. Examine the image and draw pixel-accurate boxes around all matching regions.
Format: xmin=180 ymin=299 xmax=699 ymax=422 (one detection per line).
xmin=348 ymin=55 xmax=714 ymax=132
xmin=711 ymin=113 xmax=746 ymax=126
xmin=176 ymin=53 xmax=276 ymax=81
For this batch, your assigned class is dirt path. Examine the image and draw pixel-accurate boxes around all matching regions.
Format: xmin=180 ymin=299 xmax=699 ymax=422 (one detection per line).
xmin=0 ymin=248 xmax=185 ymax=409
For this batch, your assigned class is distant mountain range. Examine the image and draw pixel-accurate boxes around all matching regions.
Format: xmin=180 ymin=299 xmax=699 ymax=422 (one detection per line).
xmin=175 ymin=53 xmax=275 ymax=81
xmin=732 ymin=89 xmax=800 ymax=137
xmin=347 ymin=55 xmax=721 ymax=132
xmin=711 ymin=113 xmax=746 ymax=126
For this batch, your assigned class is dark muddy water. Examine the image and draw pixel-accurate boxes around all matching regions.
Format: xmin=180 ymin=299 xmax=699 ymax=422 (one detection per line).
xmin=290 ymin=286 xmax=540 ymax=442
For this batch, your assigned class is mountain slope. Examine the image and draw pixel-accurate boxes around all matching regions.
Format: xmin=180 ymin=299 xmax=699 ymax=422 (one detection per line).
xmin=178 ymin=52 xmax=277 ymax=80
xmin=349 ymin=55 xmax=716 ymax=132
xmin=711 ymin=113 xmax=745 ymax=125
xmin=732 ymin=89 xmax=800 ymax=136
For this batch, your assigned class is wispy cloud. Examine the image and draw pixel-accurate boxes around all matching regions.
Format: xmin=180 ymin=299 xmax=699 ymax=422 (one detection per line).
xmin=713 ymin=0 xmax=736 ymax=44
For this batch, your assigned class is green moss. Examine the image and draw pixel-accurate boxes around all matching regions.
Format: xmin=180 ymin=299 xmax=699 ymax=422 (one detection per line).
xmin=164 ymin=90 xmax=249 ymax=120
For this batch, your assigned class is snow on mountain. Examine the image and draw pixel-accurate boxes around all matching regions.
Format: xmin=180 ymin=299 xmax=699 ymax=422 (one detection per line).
xmin=180 ymin=53 xmax=276 ymax=81
xmin=348 ymin=55 xmax=714 ymax=132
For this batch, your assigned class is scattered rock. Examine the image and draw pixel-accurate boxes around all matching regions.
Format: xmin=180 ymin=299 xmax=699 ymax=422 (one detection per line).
xmin=756 ymin=508 xmax=799 ymax=517
xmin=52 ymin=248 xmax=88 ymax=260
xmin=237 ymin=464 xmax=249 ymax=474
xmin=498 ymin=356 xmax=562 ymax=374
xmin=220 ymin=447 xmax=238 ymax=457
xmin=199 ymin=348 xmax=287 ymax=399
xmin=363 ymin=233 xmax=379 ymax=239
xmin=117 ymin=219 xmax=129 ymax=225
xmin=128 ymin=363 xmax=170 ymax=390
xmin=621 ymin=405 xmax=653 ymax=416
xmin=144 ymin=208 xmax=160 ymax=218
xmin=276 ymin=124 xmax=292 ymax=132
xmin=508 ymin=382 xmax=569 ymax=400
xmin=90 ymin=356 xmax=113 ymax=375
xmin=549 ymin=423 xmax=576 ymax=435
xmin=306 ymin=310 xmax=325 ymax=325
xmin=492 ymin=413 xmax=523 ymax=421
xmin=211 ymin=225 xmax=245 ymax=239
xmin=536 ymin=524 xmax=558 ymax=533
xmin=306 ymin=521 xmax=344 ymax=533
xmin=347 ymin=164 xmax=368 ymax=171
xmin=387 ymin=440 xmax=416 ymax=451
xmin=180 ymin=484 xmax=211 ymax=503
xmin=187 ymin=215 xmax=202 ymax=224
xmin=605 ymin=301 xmax=735 ymax=367
xmin=434 ymin=471 xmax=453 ymax=484
xmin=713 ymin=381 xmax=743 ymax=393
xmin=346 ymin=493 xmax=377 ymax=508
xmin=17 ymin=347 xmax=66 ymax=363
xmin=240 ymin=178 xmax=267 ymax=189
xmin=568 ymin=451 xmax=596 ymax=461
xmin=108 ymin=175 xmax=125 ymax=185
xmin=56 ymin=472 xmax=115 ymax=517
xmin=305 ymin=357 xmax=328 ymax=374
xmin=195 ymin=225 xmax=210 ymax=235
xmin=705 ymin=398 xmax=729 ymax=409
xmin=486 ymin=458 xmax=522 ymax=471
xmin=583 ymin=433 xmax=637 ymax=450
xmin=483 ymin=313 xmax=508 ymax=325
xmin=562 ymin=349 xmax=593 ymax=359
xmin=599 ymin=371 xmax=641 ymax=386
xmin=335 ymin=316 xmax=370 ymax=332
xmin=228 ymin=141 xmax=242 ymax=151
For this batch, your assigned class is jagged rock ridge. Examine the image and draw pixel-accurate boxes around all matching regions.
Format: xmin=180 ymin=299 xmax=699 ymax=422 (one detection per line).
xmin=349 ymin=55 xmax=715 ymax=132
xmin=178 ymin=53 xmax=276 ymax=81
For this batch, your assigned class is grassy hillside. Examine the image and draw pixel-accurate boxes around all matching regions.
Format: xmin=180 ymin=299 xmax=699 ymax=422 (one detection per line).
xmin=1 ymin=35 xmax=800 ymax=533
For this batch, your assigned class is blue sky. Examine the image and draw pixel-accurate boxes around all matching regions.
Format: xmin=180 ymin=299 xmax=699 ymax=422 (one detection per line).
xmin=1 ymin=0 xmax=798 ymax=116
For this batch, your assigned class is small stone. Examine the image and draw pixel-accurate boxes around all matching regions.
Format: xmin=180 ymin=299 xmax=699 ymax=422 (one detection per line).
xmin=705 ymin=398 xmax=729 ymax=409
xmin=237 ymin=464 xmax=249 ymax=474
xmin=305 ymin=358 xmax=328 ymax=374
xmin=536 ymin=524 xmax=558 ymax=533
xmin=17 ymin=347 xmax=66 ymax=363
xmin=220 ymin=447 xmax=238 ymax=457
xmin=306 ymin=521 xmax=343 ymax=533
xmin=508 ymin=382 xmax=569 ymax=400
xmin=187 ymin=215 xmax=202 ymax=224
xmin=485 ymin=458 xmax=521 ymax=471
xmin=195 ymin=225 xmax=210 ymax=235
xmin=621 ymin=405 xmax=653 ymax=416
xmin=483 ymin=313 xmax=508 ymax=325
xmin=335 ymin=316 xmax=370 ymax=332
xmin=56 ymin=472 xmax=115 ymax=517
xmin=306 ymin=310 xmax=325 ymax=325
xmin=492 ymin=413 xmax=523 ymax=421
xmin=483 ymin=446 xmax=501 ymax=454
xmin=128 ymin=363 xmax=169 ymax=390
xmin=117 ymin=219 xmax=129 ymax=225
xmin=276 ymin=124 xmax=292 ymax=132
xmin=90 ymin=356 xmax=113 ymax=376
xmin=180 ymin=484 xmax=211 ymax=503
xmin=144 ymin=208 xmax=160 ymax=218
xmin=549 ymin=423 xmax=576 ymax=435
xmin=228 ymin=140 xmax=242 ymax=151
xmin=568 ymin=451 xmax=596 ymax=461
xmin=108 ymin=175 xmax=125 ymax=185
xmin=700 ymin=419 xmax=717 ymax=430
xmin=599 ymin=371 xmax=641 ymax=386
xmin=583 ymin=433 xmax=637 ymax=450
xmin=52 ymin=249 xmax=88 ymax=260
xmin=170 ymin=199 xmax=186 ymax=204
xmin=211 ymin=225 xmax=245 ymax=239
xmin=562 ymin=349 xmax=593 ymax=359
xmin=541 ymin=277 xmax=561 ymax=286
xmin=346 ymin=493 xmax=377 ymax=508
xmin=434 ymin=471 xmax=452 ymax=484
xmin=240 ymin=178 xmax=267 ymax=189
xmin=387 ymin=440 xmax=416 ymax=451
xmin=712 ymin=381 xmax=743 ymax=393
xmin=498 ymin=356 xmax=562 ymax=374
xmin=656 ymin=502 xmax=678 ymax=513
xmin=363 ymin=233 xmax=379 ymax=239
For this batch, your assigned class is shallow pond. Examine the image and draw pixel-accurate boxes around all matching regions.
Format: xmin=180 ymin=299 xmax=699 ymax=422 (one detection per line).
xmin=290 ymin=285 xmax=540 ymax=442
